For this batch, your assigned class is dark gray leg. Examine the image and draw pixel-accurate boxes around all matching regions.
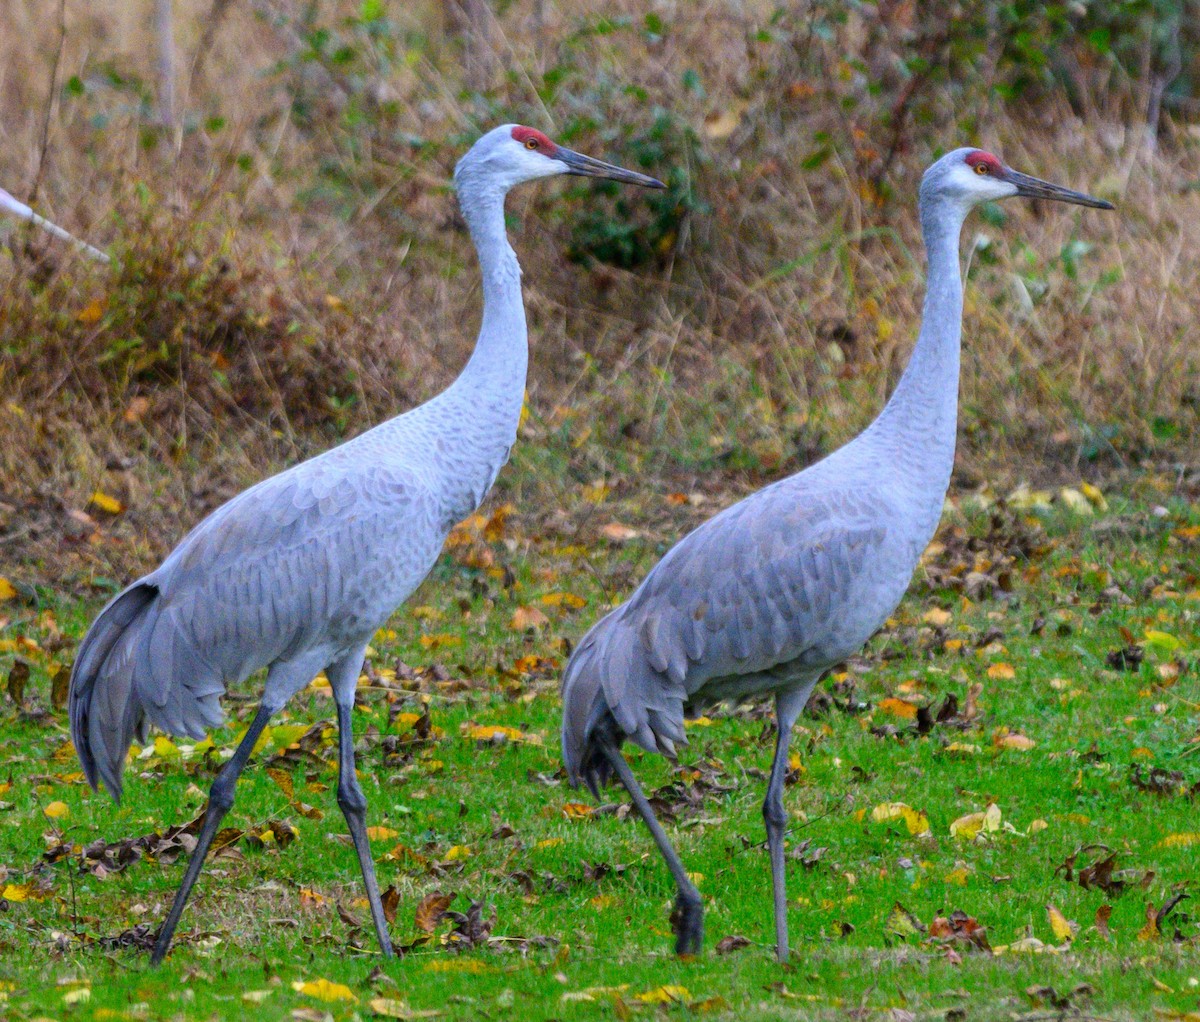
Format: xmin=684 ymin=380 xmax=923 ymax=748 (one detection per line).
xmin=764 ymin=684 xmax=813 ymax=963
xmin=599 ymin=736 xmax=702 ymax=955
xmin=329 ymin=654 xmax=394 ymax=957
xmin=151 ymin=702 xmax=275 ymax=965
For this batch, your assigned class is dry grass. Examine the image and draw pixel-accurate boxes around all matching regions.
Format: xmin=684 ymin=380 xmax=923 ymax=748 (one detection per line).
xmin=1 ymin=0 xmax=1198 ymax=583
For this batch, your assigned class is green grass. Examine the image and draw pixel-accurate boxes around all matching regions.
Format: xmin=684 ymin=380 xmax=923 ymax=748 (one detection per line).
xmin=1 ymin=485 xmax=1198 ymax=1021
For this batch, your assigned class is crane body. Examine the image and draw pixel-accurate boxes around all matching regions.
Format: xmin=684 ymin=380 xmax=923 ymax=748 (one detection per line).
xmin=562 ymin=148 xmax=1112 ymax=961
xmin=69 ymin=124 xmax=662 ymax=965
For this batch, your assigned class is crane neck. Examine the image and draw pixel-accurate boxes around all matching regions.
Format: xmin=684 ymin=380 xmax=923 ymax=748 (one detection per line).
xmin=454 ymin=178 xmax=529 ymax=395
xmin=865 ymin=195 xmax=968 ymax=496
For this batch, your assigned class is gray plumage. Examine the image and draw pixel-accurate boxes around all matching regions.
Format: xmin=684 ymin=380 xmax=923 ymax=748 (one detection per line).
xmin=561 ymin=147 xmax=1112 ymax=961
xmin=67 ymin=123 xmax=662 ymax=965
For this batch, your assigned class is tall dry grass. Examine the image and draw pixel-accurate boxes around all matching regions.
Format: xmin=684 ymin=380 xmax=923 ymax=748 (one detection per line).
xmin=1 ymin=0 xmax=1198 ymax=583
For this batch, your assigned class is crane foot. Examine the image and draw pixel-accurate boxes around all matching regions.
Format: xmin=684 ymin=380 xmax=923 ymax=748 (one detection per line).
xmin=670 ymin=890 xmax=703 ymax=956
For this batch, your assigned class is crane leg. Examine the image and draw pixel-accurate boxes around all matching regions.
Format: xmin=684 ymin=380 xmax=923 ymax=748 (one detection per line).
xmin=598 ymin=735 xmax=703 ymax=956
xmin=329 ymin=651 xmax=394 ymax=957
xmin=763 ymin=684 xmax=814 ymax=964
xmin=151 ymin=700 xmax=277 ymax=965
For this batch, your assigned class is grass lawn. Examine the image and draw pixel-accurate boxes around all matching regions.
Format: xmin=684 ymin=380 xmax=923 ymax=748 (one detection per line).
xmin=1 ymin=483 xmax=1198 ymax=1021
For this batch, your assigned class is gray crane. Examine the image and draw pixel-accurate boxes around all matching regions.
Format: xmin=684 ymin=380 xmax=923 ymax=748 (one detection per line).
xmin=0 ymin=186 xmax=109 ymax=262
xmin=561 ymin=148 xmax=1111 ymax=961
xmin=68 ymin=124 xmax=662 ymax=965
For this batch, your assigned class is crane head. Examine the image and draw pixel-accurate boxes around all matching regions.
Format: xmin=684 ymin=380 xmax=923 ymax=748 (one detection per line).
xmin=921 ymin=148 xmax=1113 ymax=211
xmin=455 ymin=124 xmax=664 ymax=193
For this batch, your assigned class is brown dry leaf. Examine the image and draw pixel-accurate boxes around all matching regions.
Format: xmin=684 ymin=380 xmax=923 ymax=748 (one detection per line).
xmin=1138 ymin=902 xmax=1160 ymax=941
xmin=6 ymin=659 xmax=29 ymax=704
xmin=381 ymin=884 xmax=400 ymax=924
xmin=1094 ymin=904 xmax=1112 ymax=940
xmin=510 ymin=605 xmax=549 ymax=631
xmin=123 ymin=395 xmax=151 ymax=423
xmin=49 ymin=663 xmax=70 ymax=710
xmin=414 ymin=892 xmax=453 ymax=933
xmin=714 ymin=934 xmax=751 ymax=954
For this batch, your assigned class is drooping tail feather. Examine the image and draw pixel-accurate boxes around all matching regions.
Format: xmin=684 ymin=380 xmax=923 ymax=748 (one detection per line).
xmin=561 ymin=612 xmax=688 ymax=797
xmin=69 ymin=581 xmax=158 ymax=803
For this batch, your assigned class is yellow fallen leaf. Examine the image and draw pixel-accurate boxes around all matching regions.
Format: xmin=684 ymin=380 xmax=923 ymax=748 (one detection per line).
xmin=540 ymin=592 xmax=586 ymax=609
xmin=0 ymin=578 xmax=17 ymax=602
xmin=76 ymin=298 xmax=105 ymax=324
xmin=443 ymin=844 xmax=471 ymax=861
xmin=535 ymin=838 xmax=563 ymax=849
xmin=1028 ymin=819 xmax=1049 ymax=834
xmin=943 ymin=867 xmax=970 ymax=886
xmin=62 ymin=987 xmax=91 ymax=1005
xmin=43 ymin=801 xmax=69 ymax=820
xmin=994 ymin=730 xmax=1036 ymax=751
xmin=870 ymin=802 xmax=930 ymax=836
xmin=291 ymin=978 xmax=358 ymax=1002
xmin=922 ymin=607 xmax=952 ymax=627
xmin=986 ymin=662 xmax=1016 ymax=680
xmin=1047 ymin=904 xmax=1075 ymax=942
xmin=419 ymin=633 xmax=461 ymax=650
xmin=878 ymin=697 xmax=919 ymax=719
xmin=422 ymin=959 xmax=492 ymax=973
xmin=369 ymin=998 xmax=441 ymax=1019
xmin=635 ymin=986 xmax=690 ymax=1004
xmin=2 ymin=883 xmax=30 ymax=902
xmin=366 ymin=827 xmax=398 ymax=841
xmin=1080 ymin=481 xmax=1108 ymax=511
xmin=950 ymin=803 xmax=1001 ymax=840
xmin=1143 ymin=629 xmax=1180 ymax=653
xmin=1059 ymin=487 xmax=1093 ymax=515
xmin=242 ymin=990 xmax=273 ymax=1004
xmin=89 ymin=490 xmax=124 ymax=514
xmin=561 ymin=802 xmax=595 ymax=820
xmin=944 ymin=742 xmax=981 ymax=756
xmin=1157 ymin=833 xmax=1200 ymax=849
xmin=463 ymin=724 xmax=528 ymax=743
xmin=153 ymin=735 xmax=182 ymax=760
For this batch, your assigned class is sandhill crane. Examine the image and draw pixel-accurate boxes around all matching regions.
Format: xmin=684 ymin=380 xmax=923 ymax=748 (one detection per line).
xmin=69 ymin=124 xmax=663 ymax=965
xmin=561 ymin=148 xmax=1112 ymax=961
xmin=0 ymin=186 xmax=109 ymax=262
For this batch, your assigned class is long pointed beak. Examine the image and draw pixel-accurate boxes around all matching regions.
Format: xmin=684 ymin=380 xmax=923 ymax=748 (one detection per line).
xmin=555 ymin=148 xmax=665 ymax=189
xmin=0 ymin=187 xmax=111 ymax=262
xmin=1003 ymin=169 xmax=1113 ymax=210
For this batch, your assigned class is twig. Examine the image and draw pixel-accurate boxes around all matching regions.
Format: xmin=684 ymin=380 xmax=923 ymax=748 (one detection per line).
xmin=29 ymin=0 xmax=67 ymax=206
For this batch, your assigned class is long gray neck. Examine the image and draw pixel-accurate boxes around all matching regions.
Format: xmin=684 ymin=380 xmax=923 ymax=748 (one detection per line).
xmin=864 ymin=195 xmax=967 ymax=503
xmin=453 ymin=181 xmax=528 ymax=400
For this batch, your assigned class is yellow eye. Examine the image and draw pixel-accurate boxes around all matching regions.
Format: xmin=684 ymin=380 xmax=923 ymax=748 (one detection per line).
xmin=974 ymin=163 xmax=989 ymax=175
xmin=525 ymin=138 xmax=539 ymax=150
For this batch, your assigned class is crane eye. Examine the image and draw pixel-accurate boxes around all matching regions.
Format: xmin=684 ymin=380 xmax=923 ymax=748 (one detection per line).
xmin=974 ymin=163 xmax=990 ymax=175
xmin=525 ymin=138 xmax=539 ymax=150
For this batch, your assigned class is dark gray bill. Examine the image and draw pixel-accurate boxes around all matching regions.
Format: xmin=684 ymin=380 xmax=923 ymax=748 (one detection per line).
xmin=1005 ymin=169 xmax=1113 ymax=210
xmin=556 ymin=148 xmax=665 ymax=188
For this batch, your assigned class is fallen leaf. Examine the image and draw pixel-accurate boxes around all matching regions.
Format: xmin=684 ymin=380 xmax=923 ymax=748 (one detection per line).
xmin=366 ymin=827 xmax=398 ymax=841
xmin=291 ymin=979 xmax=358 ymax=1003
xmin=870 ymin=802 xmax=930 ymax=836
xmin=43 ymin=801 xmax=69 ymax=820
xmin=510 ymin=606 xmax=549 ymax=630
xmin=994 ymin=730 xmax=1036 ymax=751
xmin=714 ymin=934 xmax=751 ymax=954
xmin=883 ymin=902 xmax=926 ymax=942
xmin=561 ymin=802 xmax=595 ymax=820
xmin=369 ymin=998 xmax=442 ymax=1019
xmin=415 ymin=892 xmax=453 ymax=933
xmin=635 ymin=986 xmax=690 ymax=1005
xmin=89 ymin=490 xmax=124 ymax=515
xmin=0 ymin=578 xmax=16 ymax=601
xmin=950 ymin=803 xmax=1001 ymax=841
xmin=986 ymin=662 xmax=1016 ymax=680
xmin=1047 ymin=904 xmax=1075 ymax=942
xmin=878 ymin=697 xmax=919 ymax=719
